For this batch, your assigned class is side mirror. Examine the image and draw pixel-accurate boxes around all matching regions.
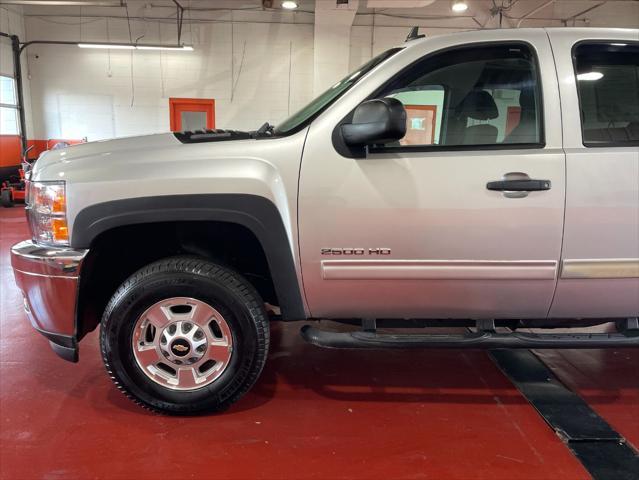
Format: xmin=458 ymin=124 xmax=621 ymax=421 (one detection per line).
xmin=341 ymin=98 xmax=407 ymax=147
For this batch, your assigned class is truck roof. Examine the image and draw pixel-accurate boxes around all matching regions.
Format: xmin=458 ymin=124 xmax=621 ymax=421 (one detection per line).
xmin=402 ymin=26 xmax=639 ymax=49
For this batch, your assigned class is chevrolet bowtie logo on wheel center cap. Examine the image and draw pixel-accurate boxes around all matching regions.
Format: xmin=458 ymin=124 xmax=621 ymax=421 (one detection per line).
xmin=170 ymin=339 xmax=191 ymax=356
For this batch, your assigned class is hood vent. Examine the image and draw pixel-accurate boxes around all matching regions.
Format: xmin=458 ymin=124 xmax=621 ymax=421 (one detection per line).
xmin=174 ymin=129 xmax=252 ymax=144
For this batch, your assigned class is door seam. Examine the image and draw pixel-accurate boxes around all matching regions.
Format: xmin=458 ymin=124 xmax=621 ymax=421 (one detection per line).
xmin=544 ymin=28 xmax=568 ymax=319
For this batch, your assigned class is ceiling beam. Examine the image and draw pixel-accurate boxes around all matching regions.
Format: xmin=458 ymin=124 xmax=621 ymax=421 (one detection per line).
xmin=0 ymin=0 xmax=125 ymax=5
xmin=516 ymin=0 xmax=556 ymax=27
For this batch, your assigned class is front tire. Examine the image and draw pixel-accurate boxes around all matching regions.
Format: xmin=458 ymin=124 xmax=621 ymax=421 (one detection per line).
xmin=101 ymin=256 xmax=269 ymax=414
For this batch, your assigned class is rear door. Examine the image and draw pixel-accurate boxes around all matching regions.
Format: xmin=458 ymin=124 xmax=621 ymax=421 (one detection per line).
xmin=547 ymin=30 xmax=639 ymax=318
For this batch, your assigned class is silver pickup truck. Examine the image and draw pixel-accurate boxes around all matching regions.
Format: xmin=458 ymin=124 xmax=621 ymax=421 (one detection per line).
xmin=11 ymin=27 xmax=639 ymax=414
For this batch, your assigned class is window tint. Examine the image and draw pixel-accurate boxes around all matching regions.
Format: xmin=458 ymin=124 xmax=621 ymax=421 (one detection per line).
xmin=574 ymin=43 xmax=639 ymax=146
xmin=0 ymin=75 xmax=17 ymax=105
xmin=378 ymin=43 xmax=542 ymax=148
xmin=0 ymin=107 xmax=18 ymax=135
xmin=0 ymin=75 xmax=19 ymax=135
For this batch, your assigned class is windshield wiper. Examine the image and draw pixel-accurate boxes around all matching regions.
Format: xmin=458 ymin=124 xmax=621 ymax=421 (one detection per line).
xmin=253 ymin=122 xmax=275 ymax=138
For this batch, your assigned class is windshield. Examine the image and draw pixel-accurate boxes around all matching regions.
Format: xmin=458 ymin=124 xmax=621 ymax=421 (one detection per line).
xmin=274 ymin=48 xmax=402 ymax=135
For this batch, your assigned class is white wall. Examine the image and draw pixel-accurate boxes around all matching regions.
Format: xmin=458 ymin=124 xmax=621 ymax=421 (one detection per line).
xmin=23 ymin=7 xmax=316 ymax=139
xmin=0 ymin=4 xmax=34 ymax=138
xmin=313 ymin=0 xmax=358 ymax=95
xmin=10 ymin=0 xmax=639 ymax=141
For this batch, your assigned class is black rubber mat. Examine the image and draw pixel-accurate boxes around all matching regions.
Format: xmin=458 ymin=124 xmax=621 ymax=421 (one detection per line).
xmin=490 ymin=349 xmax=639 ymax=480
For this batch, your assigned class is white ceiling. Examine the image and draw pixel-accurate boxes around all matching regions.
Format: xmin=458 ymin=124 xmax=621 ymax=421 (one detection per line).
xmin=4 ymin=0 xmax=638 ymax=27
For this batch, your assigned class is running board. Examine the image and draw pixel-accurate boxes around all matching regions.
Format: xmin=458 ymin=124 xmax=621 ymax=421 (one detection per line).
xmin=300 ymin=326 xmax=639 ymax=349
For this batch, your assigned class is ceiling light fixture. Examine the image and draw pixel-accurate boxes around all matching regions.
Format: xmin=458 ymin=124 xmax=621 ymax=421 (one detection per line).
xmin=77 ymin=43 xmax=194 ymax=51
xmin=136 ymin=45 xmax=194 ymax=51
xmin=78 ymin=43 xmax=135 ymax=50
xmin=281 ymin=1 xmax=298 ymax=9
xmin=577 ymin=71 xmax=604 ymax=81
xmin=451 ymin=1 xmax=468 ymax=12
xmin=0 ymin=1 xmax=123 ymax=5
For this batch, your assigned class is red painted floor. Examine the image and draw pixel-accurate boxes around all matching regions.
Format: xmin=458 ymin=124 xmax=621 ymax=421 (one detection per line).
xmin=0 ymin=205 xmax=634 ymax=480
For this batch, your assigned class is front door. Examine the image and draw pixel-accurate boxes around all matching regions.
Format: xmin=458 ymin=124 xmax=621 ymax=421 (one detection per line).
xmin=299 ymin=32 xmax=565 ymax=320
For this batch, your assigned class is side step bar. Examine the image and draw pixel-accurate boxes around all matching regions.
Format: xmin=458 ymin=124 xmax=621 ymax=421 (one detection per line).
xmin=301 ymin=323 xmax=639 ymax=350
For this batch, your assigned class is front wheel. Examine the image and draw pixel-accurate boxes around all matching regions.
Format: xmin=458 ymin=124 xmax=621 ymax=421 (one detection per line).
xmin=101 ymin=257 xmax=269 ymax=414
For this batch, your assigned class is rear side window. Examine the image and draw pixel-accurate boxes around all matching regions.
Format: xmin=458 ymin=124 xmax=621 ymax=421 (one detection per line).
xmin=574 ymin=42 xmax=639 ymax=147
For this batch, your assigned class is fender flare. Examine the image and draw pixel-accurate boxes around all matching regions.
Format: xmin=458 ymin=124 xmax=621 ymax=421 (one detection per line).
xmin=71 ymin=194 xmax=306 ymax=320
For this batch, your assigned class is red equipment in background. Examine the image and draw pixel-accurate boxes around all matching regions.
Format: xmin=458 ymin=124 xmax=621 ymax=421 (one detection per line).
xmin=1 ymin=141 xmax=74 ymax=208
xmin=1 ymin=145 xmax=34 ymax=208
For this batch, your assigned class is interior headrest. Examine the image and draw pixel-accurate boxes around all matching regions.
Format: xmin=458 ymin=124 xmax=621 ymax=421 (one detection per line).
xmin=518 ymin=88 xmax=535 ymax=110
xmin=456 ymin=90 xmax=498 ymax=120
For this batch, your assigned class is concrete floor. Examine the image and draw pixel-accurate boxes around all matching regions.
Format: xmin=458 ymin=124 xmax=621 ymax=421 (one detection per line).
xmin=1 ymin=205 xmax=637 ymax=479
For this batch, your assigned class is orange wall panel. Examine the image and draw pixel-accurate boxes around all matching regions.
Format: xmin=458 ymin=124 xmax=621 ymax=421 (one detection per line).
xmin=0 ymin=136 xmax=22 ymax=168
xmin=0 ymin=136 xmax=84 ymax=169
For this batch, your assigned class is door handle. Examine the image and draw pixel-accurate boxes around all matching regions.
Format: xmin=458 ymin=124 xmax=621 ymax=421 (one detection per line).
xmin=486 ymin=179 xmax=551 ymax=192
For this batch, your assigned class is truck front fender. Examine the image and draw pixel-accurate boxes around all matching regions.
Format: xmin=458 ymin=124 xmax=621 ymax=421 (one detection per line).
xmin=71 ymin=194 xmax=306 ymax=320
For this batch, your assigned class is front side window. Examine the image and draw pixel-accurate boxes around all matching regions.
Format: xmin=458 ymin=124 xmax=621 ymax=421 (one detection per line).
xmin=574 ymin=42 xmax=639 ymax=146
xmin=377 ymin=43 xmax=542 ymax=148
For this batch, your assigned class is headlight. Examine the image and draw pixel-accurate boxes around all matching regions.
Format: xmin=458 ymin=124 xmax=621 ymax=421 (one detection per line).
xmin=26 ymin=181 xmax=69 ymax=246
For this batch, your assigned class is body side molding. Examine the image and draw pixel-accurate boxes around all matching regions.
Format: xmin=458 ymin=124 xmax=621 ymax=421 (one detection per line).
xmin=321 ymin=260 xmax=558 ymax=280
xmin=71 ymin=194 xmax=306 ymax=320
xmin=561 ymin=259 xmax=639 ymax=279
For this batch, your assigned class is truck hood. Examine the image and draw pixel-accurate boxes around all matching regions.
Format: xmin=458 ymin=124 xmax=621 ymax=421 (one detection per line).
xmin=28 ymin=127 xmax=308 ymax=260
xmin=27 ymin=127 xmax=306 ymax=215
xmin=31 ymin=133 xmax=181 ymax=178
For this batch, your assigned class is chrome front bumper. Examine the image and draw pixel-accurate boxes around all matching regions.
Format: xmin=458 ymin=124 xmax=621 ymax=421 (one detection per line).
xmin=10 ymin=240 xmax=89 ymax=362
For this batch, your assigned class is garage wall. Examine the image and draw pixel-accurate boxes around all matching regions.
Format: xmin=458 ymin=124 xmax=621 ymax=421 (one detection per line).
xmin=17 ymin=0 xmax=639 ymax=141
xmin=0 ymin=8 xmax=20 ymax=77
xmin=1 ymin=5 xmax=35 ymax=168
xmin=24 ymin=8 xmax=318 ymax=139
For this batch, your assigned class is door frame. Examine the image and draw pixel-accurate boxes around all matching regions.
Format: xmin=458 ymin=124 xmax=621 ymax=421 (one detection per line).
xmin=402 ymin=104 xmax=438 ymax=145
xmin=169 ymin=98 xmax=215 ymax=132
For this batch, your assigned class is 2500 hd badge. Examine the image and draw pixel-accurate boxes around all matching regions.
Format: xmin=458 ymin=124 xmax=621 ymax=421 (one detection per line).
xmin=321 ymin=248 xmax=392 ymax=255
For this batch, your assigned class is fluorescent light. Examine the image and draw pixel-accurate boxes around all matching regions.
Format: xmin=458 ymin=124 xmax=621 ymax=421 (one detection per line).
xmin=611 ymin=43 xmax=627 ymax=47
xmin=452 ymin=1 xmax=468 ymax=12
xmin=78 ymin=43 xmax=135 ymax=49
xmin=136 ymin=45 xmax=194 ymax=51
xmin=577 ymin=71 xmax=604 ymax=81
xmin=78 ymin=43 xmax=194 ymax=51
xmin=0 ymin=1 xmax=122 ymax=4
xmin=281 ymin=1 xmax=298 ymax=9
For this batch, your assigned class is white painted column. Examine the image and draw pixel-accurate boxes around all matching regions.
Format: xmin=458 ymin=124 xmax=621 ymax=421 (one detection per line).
xmin=313 ymin=0 xmax=359 ymax=96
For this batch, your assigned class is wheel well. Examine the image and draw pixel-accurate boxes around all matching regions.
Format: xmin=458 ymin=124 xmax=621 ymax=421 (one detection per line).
xmin=76 ymin=221 xmax=278 ymax=340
